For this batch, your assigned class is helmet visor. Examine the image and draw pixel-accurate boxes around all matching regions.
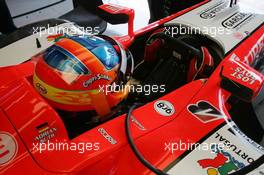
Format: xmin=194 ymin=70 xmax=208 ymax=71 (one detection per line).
xmin=44 ymin=45 xmax=90 ymax=75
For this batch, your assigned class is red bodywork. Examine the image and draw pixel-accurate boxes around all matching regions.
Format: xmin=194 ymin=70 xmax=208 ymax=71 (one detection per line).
xmin=0 ymin=1 xmax=264 ymax=175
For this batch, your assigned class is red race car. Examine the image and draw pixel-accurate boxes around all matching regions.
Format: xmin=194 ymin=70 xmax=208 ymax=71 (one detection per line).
xmin=0 ymin=0 xmax=264 ymax=175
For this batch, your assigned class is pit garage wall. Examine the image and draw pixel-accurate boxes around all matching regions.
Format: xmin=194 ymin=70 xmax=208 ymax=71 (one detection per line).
xmin=6 ymin=0 xmax=74 ymax=27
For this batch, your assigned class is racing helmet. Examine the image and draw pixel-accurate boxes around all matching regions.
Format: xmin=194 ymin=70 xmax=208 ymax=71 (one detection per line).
xmin=33 ymin=35 xmax=134 ymax=116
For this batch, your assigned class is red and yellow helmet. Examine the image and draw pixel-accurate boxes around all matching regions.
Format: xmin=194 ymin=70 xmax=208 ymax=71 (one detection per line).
xmin=33 ymin=35 xmax=134 ymax=116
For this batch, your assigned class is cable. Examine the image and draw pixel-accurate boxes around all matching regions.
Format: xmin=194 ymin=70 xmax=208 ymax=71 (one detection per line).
xmin=125 ymin=105 xmax=264 ymax=175
xmin=125 ymin=103 xmax=169 ymax=175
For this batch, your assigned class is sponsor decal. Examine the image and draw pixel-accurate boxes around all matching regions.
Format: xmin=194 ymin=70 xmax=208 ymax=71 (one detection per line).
xmin=229 ymin=53 xmax=240 ymax=62
xmin=98 ymin=128 xmax=117 ymax=145
xmin=0 ymin=132 xmax=18 ymax=166
xmin=35 ymin=123 xmax=57 ymax=143
xmin=188 ymin=101 xmax=225 ymax=123
xmin=35 ymin=83 xmax=47 ymax=94
xmin=230 ymin=34 xmax=264 ymax=65
xmin=230 ymin=67 xmax=257 ymax=85
xmin=244 ymin=34 xmax=264 ymax=64
xmin=166 ymin=124 xmax=263 ymax=174
xmin=154 ymin=100 xmax=175 ymax=117
xmin=83 ymin=74 xmax=111 ymax=87
xmin=198 ymin=145 xmax=245 ymax=175
xmin=131 ymin=115 xmax=146 ymax=131
xmin=222 ymin=12 xmax=253 ymax=29
xmin=103 ymin=4 xmax=123 ymax=13
xmin=215 ymin=132 xmax=255 ymax=164
xmin=200 ymin=1 xmax=228 ymax=19
xmin=228 ymin=125 xmax=264 ymax=153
